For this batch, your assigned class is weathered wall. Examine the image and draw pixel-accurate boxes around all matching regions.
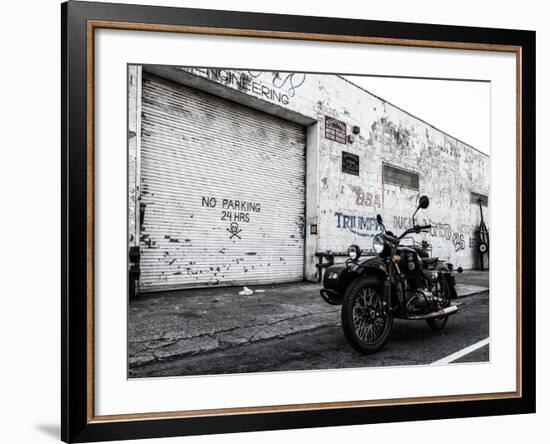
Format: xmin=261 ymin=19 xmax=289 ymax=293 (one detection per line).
xmin=313 ymin=79 xmax=490 ymax=270
xmin=128 ymin=65 xmax=142 ymax=247
xmin=129 ymin=67 xmax=490 ymax=287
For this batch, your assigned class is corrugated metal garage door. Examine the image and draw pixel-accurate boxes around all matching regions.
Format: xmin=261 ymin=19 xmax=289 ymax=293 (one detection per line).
xmin=139 ymin=73 xmax=306 ymax=292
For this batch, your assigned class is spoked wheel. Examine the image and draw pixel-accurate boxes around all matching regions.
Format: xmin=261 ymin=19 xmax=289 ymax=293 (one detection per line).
xmin=341 ymin=276 xmax=393 ymax=354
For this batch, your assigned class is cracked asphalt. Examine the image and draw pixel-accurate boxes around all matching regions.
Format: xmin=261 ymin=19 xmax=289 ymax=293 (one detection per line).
xmin=128 ymin=271 xmax=489 ymax=378
xmin=128 ymin=281 xmax=341 ymax=367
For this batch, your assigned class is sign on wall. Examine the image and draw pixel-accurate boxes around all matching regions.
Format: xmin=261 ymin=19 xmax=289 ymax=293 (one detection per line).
xmin=201 ymin=196 xmax=261 ymax=240
xmin=342 ymin=151 xmax=359 ymax=176
xmin=325 ymin=115 xmax=347 ymax=144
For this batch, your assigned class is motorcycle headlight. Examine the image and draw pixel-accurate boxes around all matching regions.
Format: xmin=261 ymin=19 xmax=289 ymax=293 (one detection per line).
xmin=348 ymin=244 xmax=361 ymax=261
xmin=372 ymin=234 xmax=386 ymax=254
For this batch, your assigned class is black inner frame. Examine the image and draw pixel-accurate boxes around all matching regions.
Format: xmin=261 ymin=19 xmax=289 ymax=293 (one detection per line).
xmin=61 ymin=1 xmax=536 ymax=442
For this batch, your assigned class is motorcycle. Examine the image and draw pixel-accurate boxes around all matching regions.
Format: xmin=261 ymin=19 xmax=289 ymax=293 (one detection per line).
xmin=320 ymin=195 xmax=462 ymax=354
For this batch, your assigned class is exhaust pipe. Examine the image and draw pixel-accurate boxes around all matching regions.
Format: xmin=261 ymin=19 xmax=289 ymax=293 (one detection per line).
xmin=408 ymin=305 xmax=458 ymax=320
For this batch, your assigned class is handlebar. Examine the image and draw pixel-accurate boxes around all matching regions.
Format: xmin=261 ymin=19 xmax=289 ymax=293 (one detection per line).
xmin=392 ymin=224 xmax=433 ymax=241
xmin=382 ymin=232 xmax=400 ymax=244
xmin=380 ymin=225 xmax=432 ymax=245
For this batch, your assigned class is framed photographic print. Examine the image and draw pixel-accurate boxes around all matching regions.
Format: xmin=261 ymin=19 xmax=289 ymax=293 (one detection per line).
xmin=61 ymin=1 xmax=536 ymax=442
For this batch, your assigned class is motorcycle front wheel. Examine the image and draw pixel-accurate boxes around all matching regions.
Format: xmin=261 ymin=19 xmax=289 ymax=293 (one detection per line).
xmin=341 ymin=276 xmax=393 ymax=354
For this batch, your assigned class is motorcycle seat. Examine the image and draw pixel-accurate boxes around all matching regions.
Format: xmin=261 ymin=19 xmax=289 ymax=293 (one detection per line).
xmin=422 ymin=257 xmax=439 ymax=265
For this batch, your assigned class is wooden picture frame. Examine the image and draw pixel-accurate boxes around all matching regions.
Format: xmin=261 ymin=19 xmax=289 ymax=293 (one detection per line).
xmin=61 ymin=1 xmax=536 ymax=442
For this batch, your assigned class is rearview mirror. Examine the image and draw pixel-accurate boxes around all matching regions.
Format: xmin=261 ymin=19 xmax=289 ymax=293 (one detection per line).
xmin=418 ymin=195 xmax=430 ymax=209
xmin=376 ymin=214 xmax=383 ymax=224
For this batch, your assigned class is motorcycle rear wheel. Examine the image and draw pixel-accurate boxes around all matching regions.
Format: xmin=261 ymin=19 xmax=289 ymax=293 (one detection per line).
xmin=341 ymin=276 xmax=393 ymax=354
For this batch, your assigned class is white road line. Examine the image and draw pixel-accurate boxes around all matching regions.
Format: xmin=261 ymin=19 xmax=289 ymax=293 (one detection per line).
xmin=431 ymin=337 xmax=490 ymax=365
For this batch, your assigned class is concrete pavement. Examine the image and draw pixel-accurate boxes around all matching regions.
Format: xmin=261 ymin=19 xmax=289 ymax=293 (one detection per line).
xmin=129 ymin=270 xmax=489 ymax=369
xmin=130 ymin=291 xmax=489 ymax=377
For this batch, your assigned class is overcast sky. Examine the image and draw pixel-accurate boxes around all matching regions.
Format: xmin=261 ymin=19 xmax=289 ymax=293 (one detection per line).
xmin=342 ymin=75 xmax=490 ymax=155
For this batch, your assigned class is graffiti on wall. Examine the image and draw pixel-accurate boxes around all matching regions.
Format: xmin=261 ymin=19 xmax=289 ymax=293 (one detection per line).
xmin=390 ymin=213 xmax=485 ymax=255
xmin=182 ymin=68 xmax=304 ymax=105
xmin=393 ymin=216 xmax=457 ymax=245
xmin=349 ymin=185 xmax=382 ymax=209
xmin=337 ymin=210 xmax=476 ymax=255
xmin=335 ymin=211 xmax=382 ymax=237
xmin=247 ymin=71 xmax=306 ymax=97
xmin=452 ymin=232 xmax=466 ymax=251
xmin=427 ymin=220 xmax=453 ymax=240
xmin=393 ymin=215 xmax=413 ymax=230
xmin=393 ymin=216 xmax=453 ymax=241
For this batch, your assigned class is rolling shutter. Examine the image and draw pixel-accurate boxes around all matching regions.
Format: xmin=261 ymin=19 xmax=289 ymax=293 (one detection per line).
xmin=139 ymin=73 xmax=306 ymax=291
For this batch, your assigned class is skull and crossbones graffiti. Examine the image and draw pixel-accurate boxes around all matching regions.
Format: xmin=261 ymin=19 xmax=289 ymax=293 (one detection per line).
xmin=226 ymin=222 xmax=242 ymax=239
